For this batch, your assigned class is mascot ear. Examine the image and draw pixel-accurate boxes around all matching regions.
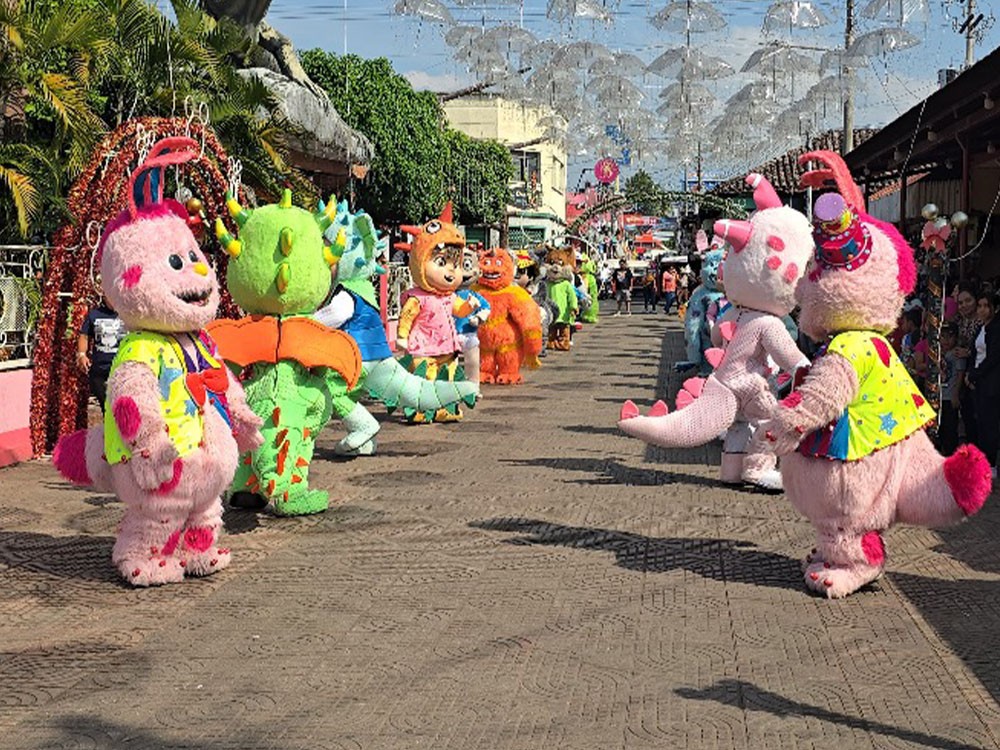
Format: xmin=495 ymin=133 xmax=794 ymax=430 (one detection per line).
xmin=128 ymin=136 xmax=200 ymax=218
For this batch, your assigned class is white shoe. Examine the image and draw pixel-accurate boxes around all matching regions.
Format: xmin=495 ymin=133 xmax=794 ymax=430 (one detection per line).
xmin=614 ymin=311 xmax=621 ymax=316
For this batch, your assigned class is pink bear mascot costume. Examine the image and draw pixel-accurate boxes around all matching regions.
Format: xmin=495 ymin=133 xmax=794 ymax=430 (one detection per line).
xmin=618 ymin=173 xmax=812 ymax=490
xmin=53 ymin=137 xmax=263 ymax=586
xmin=762 ymin=150 xmax=991 ymax=598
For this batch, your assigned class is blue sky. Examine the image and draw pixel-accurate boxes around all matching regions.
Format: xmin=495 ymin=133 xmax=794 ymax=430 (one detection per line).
xmin=218 ymin=1 xmax=1000 ymax=184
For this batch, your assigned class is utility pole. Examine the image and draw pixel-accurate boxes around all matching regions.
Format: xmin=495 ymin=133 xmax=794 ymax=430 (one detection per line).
xmin=842 ymin=0 xmax=855 ymax=155
xmin=964 ymin=0 xmax=978 ymax=69
xmin=696 ymin=141 xmax=703 ymax=192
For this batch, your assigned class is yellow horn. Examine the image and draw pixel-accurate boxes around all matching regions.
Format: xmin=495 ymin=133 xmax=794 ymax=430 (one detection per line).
xmin=214 ymin=218 xmax=241 ymax=259
xmin=323 ymin=244 xmax=338 ymax=267
xmin=315 ymin=195 xmax=337 ymax=232
xmin=225 ymin=191 xmax=251 ymax=227
xmin=280 ymin=227 xmax=294 ymax=257
xmin=279 ymin=188 xmax=292 ymax=209
xmin=276 ymin=262 xmax=290 ymax=293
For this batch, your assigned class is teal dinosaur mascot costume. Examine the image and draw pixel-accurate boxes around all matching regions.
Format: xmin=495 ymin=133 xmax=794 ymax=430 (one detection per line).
xmin=314 ymin=200 xmax=477 ymax=455
xmin=207 ymin=189 xmax=362 ymax=516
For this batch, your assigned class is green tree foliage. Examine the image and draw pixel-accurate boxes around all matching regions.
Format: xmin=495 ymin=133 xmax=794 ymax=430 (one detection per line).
xmin=444 ymin=129 xmax=513 ymax=227
xmin=301 ymin=50 xmax=448 ymax=224
xmin=0 ymin=0 xmax=303 ymax=241
xmin=624 ymin=169 xmax=663 ymax=214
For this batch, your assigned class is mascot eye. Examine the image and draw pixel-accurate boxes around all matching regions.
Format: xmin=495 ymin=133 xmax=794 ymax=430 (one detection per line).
xmin=425 ymin=221 xmax=442 ymax=234
xmin=168 ymin=254 xmax=184 ymax=270
xmin=462 ymin=257 xmax=475 ymax=272
xmin=188 ymin=250 xmax=198 ymax=262
xmin=433 ymin=256 xmax=447 ymax=267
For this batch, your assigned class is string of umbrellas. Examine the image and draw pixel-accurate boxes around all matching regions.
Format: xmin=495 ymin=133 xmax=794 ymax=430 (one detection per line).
xmin=391 ymin=0 xmax=932 ymax=174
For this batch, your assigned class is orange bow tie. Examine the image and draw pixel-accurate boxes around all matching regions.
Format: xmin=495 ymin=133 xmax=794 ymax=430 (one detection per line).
xmin=185 ymin=366 xmax=229 ymax=407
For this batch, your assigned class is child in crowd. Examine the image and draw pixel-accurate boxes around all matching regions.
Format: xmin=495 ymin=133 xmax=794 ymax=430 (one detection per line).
xmin=935 ymin=323 xmax=965 ymax=455
xmin=899 ymin=307 xmax=928 ymax=392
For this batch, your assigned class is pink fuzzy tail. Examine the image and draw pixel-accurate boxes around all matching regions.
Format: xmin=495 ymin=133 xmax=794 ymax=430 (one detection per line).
xmin=53 ymin=429 xmax=92 ymax=486
xmin=944 ymin=444 xmax=991 ymax=517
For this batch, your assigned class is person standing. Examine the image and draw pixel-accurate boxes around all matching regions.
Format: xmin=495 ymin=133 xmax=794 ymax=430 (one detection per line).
xmin=936 ymin=323 xmax=965 ymax=456
xmin=612 ymin=259 xmax=633 ymax=316
xmin=641 ymin=264 xmax=656 ymax=312
xmin=968 ymin=292 xmax=1000 ymax=476
xmin=661 ymin=265 xmax=678 ymax=314
xmin=77 ymin=299 xmax=127 ymax=411
xmin=954 ymin=284 xmax=980 ymax=444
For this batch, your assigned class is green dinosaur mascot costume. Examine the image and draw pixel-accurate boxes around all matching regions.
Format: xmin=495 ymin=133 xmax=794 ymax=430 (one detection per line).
xmin=207 ymin=189 xmax=361 ymax=516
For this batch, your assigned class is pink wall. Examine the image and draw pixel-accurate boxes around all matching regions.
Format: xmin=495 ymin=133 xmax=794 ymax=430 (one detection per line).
xmin=0 ymin=368 xmax=33 ymax=467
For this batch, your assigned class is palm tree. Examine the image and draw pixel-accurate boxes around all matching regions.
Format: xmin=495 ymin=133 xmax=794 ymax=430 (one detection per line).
xmin=0 ymin=0 xmax=108 ymax=239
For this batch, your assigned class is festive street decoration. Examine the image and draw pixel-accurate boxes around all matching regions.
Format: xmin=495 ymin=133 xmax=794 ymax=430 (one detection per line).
xmin=594 ymin=158 xmax=620 ymax=184
xmin=32 ymin=117 xmax=244 ymax=457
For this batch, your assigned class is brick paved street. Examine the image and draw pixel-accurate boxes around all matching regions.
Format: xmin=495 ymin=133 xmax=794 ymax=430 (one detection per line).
xmin=3 ymin=306 xmax=1000 ymax=749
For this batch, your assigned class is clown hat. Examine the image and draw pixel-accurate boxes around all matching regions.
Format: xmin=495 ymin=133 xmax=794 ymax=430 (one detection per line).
xmin=812 ymin=192 xmax=872 ymax=272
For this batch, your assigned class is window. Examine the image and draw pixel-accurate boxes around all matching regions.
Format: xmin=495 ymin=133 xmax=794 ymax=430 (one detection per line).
xmin=511 ymin=151 xmax=541 ymax=184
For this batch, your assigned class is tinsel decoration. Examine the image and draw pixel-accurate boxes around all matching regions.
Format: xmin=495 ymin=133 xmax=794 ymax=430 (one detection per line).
xmin=31 ymin=117 xmax=246 ymax=456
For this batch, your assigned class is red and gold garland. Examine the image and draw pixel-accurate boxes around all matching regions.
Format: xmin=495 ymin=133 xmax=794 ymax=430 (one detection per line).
xmin=31 ymin=117 xmax=244 ymax=456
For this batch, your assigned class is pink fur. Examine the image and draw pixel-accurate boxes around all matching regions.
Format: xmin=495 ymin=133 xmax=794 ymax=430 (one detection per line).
xmin=112 ymin=396 xmax=142 ymax=441
xmin=161 ymin=528 xmax=182 ymax=556
xmin=120 ymin=265 xmax=143 ymax=289
xmin=861 ymin=531 xmax=884 ymax=566
xmin=155 ymin=458 xmax=184 ymax=494
xmin=944 ymin=444 xmax=991 ymax=516
xmin=769 ymin=152 xmax=992 ymax=598
xmin=53 ymin=429 xmax=92 ymax=485
xmin=780 ymin=392 xmax=802 ymax=408
xmin=619 ymin=182 xmax=813 ymax=490
xmin=184 ymin=526 xmax=214 ymax=552
xmin=56 ymin=139 xmax=260 ymax=587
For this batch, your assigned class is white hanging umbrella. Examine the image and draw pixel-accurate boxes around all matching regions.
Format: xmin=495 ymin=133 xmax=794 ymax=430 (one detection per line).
xmin=552 ymin=40 xmax=613 ymax=67
xmin=590 ymin=52 xmax=647 ymax=77
xmin=861 ymin=0 xmax=929 ymax=25
xmin=740 ymin=43 xmax=819 ymax=75
xmin=844 ymin=27 xmax=921 ymax=60
xmin=392 ymin=0 xmax=454 ymax=24
xmin=647 ymin=47 xmax=734 ymax=80
xmin=658 ymin=81 xmax=715 ymax=109
xmin=445 ymin=25 xmax=480 ymax=47
xmin=482 ymin=25 xmax=538 ymax=54
xmin=547 ymin=0 xmax=613 ymax=23
xmin=761 ymin=1 xmax=830 ymax=35
xmin=649 ymin=1 xmax=727 ymax=33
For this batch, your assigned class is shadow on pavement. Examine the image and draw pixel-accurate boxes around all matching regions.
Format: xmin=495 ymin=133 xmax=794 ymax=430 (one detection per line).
xmin=471 ymin=517 xmax=803 ymax=592
xmin=500 ymin=455 xmax=719 ymax=488
xmin=676 ymin=679 xmax=985 ymax=750
xmin=0 ymin=530 xmax=119 ymax=584
xmin=42 ymin=715 xmax=224 ymax=750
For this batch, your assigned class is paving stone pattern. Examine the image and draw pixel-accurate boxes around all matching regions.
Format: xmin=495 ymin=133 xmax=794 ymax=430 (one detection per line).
xmin=2 ymin=305 xmax=1000 ymax=749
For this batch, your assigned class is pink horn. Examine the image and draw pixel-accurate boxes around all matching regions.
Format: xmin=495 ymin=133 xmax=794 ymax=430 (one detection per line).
xmin=714 ymin=219 xmax=752 ymax=253
xmin=746 ymin=173 xmax=782 ymax=211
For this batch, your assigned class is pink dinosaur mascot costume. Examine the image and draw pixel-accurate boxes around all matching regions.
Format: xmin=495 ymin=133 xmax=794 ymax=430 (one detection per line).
xmin=762 ymin=150 xmax=991 ymax=598
xmin=618 ymin=173 xmax=812 ymax=490
xmin=52 ymin=137 xmax=263 ymax=587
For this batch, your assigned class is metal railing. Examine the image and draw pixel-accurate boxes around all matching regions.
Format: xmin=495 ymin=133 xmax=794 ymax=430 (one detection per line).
xmin=0 ymin=245 xmax=47 ymax=369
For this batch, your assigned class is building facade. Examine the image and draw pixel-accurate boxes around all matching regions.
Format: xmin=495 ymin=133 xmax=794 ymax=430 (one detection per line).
xmin=443 ymin=96 xmax=568 ymax=248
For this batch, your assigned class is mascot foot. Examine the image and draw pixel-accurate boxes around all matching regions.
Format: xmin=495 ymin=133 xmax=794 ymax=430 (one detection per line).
xmin=334 ymin=437 xmax=377 ymax=457
xmin=183 ymin=547 xmax=232 ymax=577
xmin=801 ymin=547 xmax=823 ymax=572
xmin=495 ymin=373 xmax=523 ymax=385
xmin=274 ymin=489 xmax=329 ymax=516
xmin=433 ymin=407 xmax=463 ymax=423
xmin=742 ymin=468 xmax=783 ymax=492
xmin=804 ymin=560 xmax=882 ymax=599
xmin=230 ymin=491 xmax=268 ymax=511
xmin=117 ymin=555 xmax=186 ymax=587
xmin=945 ymin=444 xmax=992 ymax=516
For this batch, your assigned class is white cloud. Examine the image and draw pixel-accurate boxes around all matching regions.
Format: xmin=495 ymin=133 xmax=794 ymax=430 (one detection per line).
xmin=403 ymin=70 xmax=472 ymax=93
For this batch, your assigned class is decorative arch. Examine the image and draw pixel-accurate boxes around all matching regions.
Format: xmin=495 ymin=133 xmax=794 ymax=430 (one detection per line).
xmin=31 ymin=117 xmax=245 ymax=455
xmin=567 ymin=192 xmax=750 ymax=236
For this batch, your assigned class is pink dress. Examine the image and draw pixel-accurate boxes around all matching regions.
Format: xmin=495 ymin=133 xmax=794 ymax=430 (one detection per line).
xmin=401 ymin=287 xmax=462 ymax=357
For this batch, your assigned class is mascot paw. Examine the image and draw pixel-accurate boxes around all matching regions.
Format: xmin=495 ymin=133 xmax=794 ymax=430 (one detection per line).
xmin=118 ymin=555 xmax=186 ymax=587
xmin=132 ymin=445 xmax=181 ymax=492
xmin=801 ymin=547 xmax=822 ymax=572
xmin=804 ymin=561 xmax=882 ymax=599
xmin=182 ymin=545 xmax=232 ymax=577
xmin=496 ymin=373 xmax=524 ymax=385
xmin=524 ymin=355 xmax=542 ymax=370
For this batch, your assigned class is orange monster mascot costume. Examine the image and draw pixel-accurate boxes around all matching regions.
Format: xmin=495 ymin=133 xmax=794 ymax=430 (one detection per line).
xmin=474 ymin=248 xmax=544 ymax=384
xmin=395 ymin=203 xmax=477 ymax=422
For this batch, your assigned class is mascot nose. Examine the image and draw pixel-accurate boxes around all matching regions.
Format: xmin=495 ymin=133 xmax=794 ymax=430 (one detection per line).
xmin=192 ymin=262 xmax=209 ymax=276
